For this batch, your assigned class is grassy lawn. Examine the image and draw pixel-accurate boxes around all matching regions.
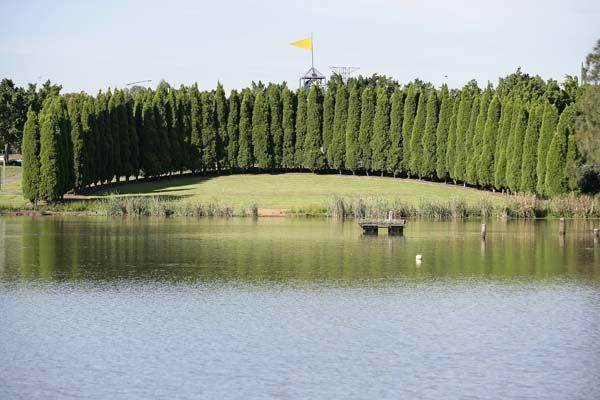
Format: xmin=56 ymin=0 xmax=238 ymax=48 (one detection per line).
xmin=1 ymin=168 xmax=510 ymax=212
xmin=90 ymin=173 xmax=506 ymax=209
xmin=0 ymin=166 xmax=29 ymax=209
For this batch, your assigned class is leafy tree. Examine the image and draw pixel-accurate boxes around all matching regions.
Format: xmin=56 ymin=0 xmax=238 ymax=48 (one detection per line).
xmin=200 ymin=91 xmax=217 ymax=171
xmin=401 ymin=86 xmax=417 ymax=174
xmin=387 ymin=88 xmax=404 ymax=177
xmin=252 ymin=89 xmax=272 ymax=170
xmin=267 ymin=84 xmax=283 ymax=167
xmin=238 ymin=89 xmax=254 ymax=170
xmin=535 ymin=102 xmax=559 ymax=195
xmin=304 ymin=85 xmax=325 ymax=171
xmin=506 ymin=103 xmax=528 ymax=192
xmin=0 ymin=79 xmax=28 ymax=157
xmin=466 ymin=86 xmax=491 ymax=184
xmin=358 ymin=86 xmax=375 ymax=173
xmin=294 ymin=88 xmax=307 ymax=168
xmin=545 ymin=105 xmax=574 ymax=195
xmin=445 ymin=99 xmax=459 ymax=182
xmin=329 ymin=84 xmax=348 ymax=172
xmin=281 ymin=86 xmax=296 ymax=169
xmin=370 ymin=86 xmax=390 ymax=175
xmin=322 ymin=87 xmax=335 ymax=163
xmin=409 ymin=90 xmax=426 ymax=178
xmin=494 ymin=100 xmax=514 ymax=190
xmin=214 ymin=83 xmax=228 ymax=170
xmin=520 ymin=103 xmax=543 ymax=193
xmin=189 ymin=85 xmax=203 ymax=172
xmin=582 ymin=39 xmax=600 ymax=84
xmin=21 ymin=109 xmax=41 ymax=203
xmin=226 ymin=90 xmax=240 ymax=170
xmin=573 ymin=84 xmax=600 ymax=193
xmin=435 ymin=86 xmax=451 ymax=180
xmin=477 ymin=94 xmax=501 ymax=187
xmin=345 ymin=85 xmax=361 ymax=174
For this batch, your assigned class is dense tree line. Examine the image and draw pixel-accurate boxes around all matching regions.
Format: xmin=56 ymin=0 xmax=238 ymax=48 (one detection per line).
xmin=19 ymin=68 xmax=599 ymax=203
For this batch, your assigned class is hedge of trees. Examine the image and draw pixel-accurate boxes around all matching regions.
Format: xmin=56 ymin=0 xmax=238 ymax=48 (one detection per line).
xmin=20 ymin=70 xmax=594 ymax=203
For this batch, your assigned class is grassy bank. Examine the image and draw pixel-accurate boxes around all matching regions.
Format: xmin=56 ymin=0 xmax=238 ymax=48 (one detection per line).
xmin=1 ymin=170 xmax=599 ymax=218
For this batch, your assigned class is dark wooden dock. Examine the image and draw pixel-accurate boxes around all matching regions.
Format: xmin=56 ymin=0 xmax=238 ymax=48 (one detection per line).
xmin=358 ymin=218 xmax=407 ymax=236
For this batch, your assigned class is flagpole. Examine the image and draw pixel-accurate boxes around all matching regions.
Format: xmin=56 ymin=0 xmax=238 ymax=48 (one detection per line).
xmin=311 ymin=32 xmax=314 ymax=68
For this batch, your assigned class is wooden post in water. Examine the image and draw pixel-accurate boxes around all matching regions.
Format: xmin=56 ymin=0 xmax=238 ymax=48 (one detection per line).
xmin=480 ymin=223 xmax=487 ymax=240
xmin=559 ymin=218 xmax=565 ymax=236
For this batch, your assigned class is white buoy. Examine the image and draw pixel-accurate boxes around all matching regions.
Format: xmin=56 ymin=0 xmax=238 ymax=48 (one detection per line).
xmin=415 ymin=254 xmax=422 ymax=261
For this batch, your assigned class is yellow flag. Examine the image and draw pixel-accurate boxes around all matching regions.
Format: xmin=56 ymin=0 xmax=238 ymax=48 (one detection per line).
xmin=290 ymin=37 xmax=312 ymax=51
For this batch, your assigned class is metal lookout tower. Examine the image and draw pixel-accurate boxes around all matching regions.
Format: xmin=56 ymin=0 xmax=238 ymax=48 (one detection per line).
xmin=295 ymin=33 xmax=326 ymax=90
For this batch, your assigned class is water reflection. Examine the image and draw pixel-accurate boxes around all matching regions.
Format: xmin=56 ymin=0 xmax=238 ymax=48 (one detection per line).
xmin=1 ymin=216 xmax=598 ymax=283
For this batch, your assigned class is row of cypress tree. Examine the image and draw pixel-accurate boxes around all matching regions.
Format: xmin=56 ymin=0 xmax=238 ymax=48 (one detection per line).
xmin=21 ymin=74 xmax=580 ymax=203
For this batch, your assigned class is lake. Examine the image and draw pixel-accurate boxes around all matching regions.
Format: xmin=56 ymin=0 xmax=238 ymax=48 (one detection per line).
xmin=1 ymin=217 xmax=599 ymax=399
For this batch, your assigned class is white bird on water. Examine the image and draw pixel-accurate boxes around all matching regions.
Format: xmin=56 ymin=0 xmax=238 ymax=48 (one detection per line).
xmin=416 ymin=254 xmax=422 ymax=261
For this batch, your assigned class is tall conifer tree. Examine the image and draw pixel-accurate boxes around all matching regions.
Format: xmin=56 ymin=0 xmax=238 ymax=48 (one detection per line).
xmin=237 ymin=90 xmax=254 ymax=170
xmin=22 ymin=109 xmax=41 ymax=203
xmin=445 ymin=100 xmax=459 ymax=182
xmin=535 ymin=103 xmax=559 ymax=195
xmin=435 ymin=86 xmax=451 ymax=180
xmin=358 ymin=86 xmax=375 ymax=173
xmin=545 ymin=105 xmax=574 ymax=196
xmin=322 ymin=87 xmax=335 ymax=164
xmin=214 ymin=83 xmax=228 ymax=170
xmin=421 ymin=89 xmax=439 ymax=178
xmin=200 ymin=91 xmax=217 ymax=171
xmin=452 ymin=87 xmax=475 ymax=182
xmin=304 ymin=85 xmax=325 ymax=171
xmin=506 ymin=103 xmax=528 ymax=192
xmin=409 ymin=90 xmax=426 ymax=178
xmin=520 ymin=103 xmax=543 ymax=193
xmin=189 ymin=85 xmax=203 ymax=172
xmin=281 ymin=86 xmax=296 ymax=169
xmin=252 ymin=90 xmax=272 ymax=170
xmin=401 ymin=87 xmax=417 ymax=174
xmin=330 ymin=84 xmax=348 ymax=172
xmin=463 ymin=94 xmax=480 ymax=184
xmin=477 ymin=94 xmax=501 ymax=187
xmin=267 ymin=84 xmax=283 ymax=168
xmin=494 ymin=100 xmax=514 ymax=190
xmin=226 ymin=90 xmax=240 ymax=170
xmin=141 ymin=92 xmax=161 ymax=177
xmin=371 ymin=86 xmax=390 ymax=174
xmin=294 ymin=88 xmax=307 ymax=168
xmin=345 ymin=85 xmax=361 ymax=174
xmin=466 ymin=87 xmax=491 ymax=184
xmin=387 ymin=88 xmax=404 ymax=177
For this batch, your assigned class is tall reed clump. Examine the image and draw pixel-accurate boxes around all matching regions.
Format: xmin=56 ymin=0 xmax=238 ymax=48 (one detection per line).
xmin=500 ymin=194 xmax=543 ymax=218
xmin=97 ymin=196 xmax=234 ymax=217
xmin=546 ymin=193 xmax=600 ymax=218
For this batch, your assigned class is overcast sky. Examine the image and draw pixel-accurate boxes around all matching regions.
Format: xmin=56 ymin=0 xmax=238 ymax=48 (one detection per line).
xmin=1 ymin=0 xmax=599 ymax=94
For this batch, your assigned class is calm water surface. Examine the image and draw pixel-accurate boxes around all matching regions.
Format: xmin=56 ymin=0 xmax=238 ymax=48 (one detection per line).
xmin=1 ymin=217 xmax=599 ymax=399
